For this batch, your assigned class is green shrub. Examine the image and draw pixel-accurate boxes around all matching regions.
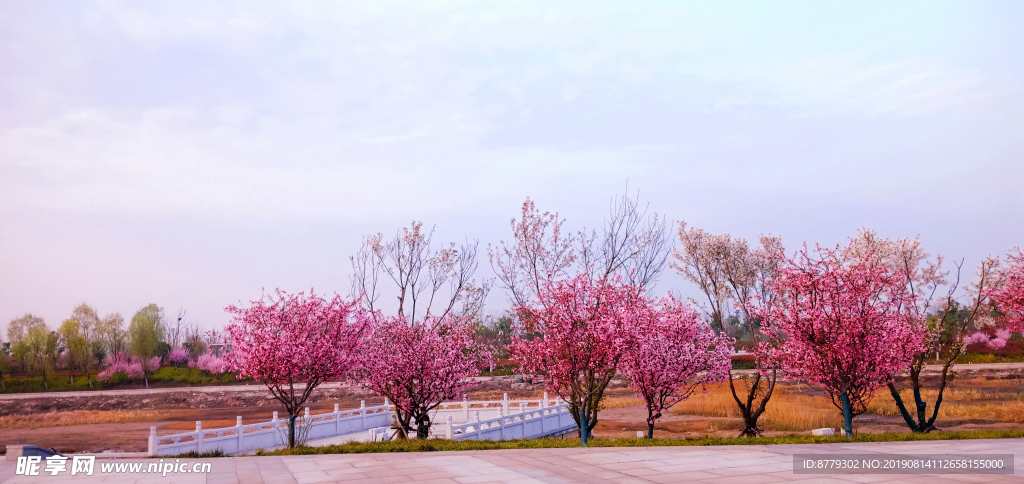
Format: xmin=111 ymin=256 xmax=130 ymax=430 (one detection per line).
xmin=149 ymin=367 xmax=238 ymax=384
xmin=731 ymin=360 xmax=757 ymax=370
xmin=956 ymin=353 xmax=1024 ymax=364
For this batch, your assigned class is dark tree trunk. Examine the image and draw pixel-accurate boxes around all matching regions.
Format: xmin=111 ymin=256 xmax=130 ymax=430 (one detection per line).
xmin=889 ymin=352 xmax=954 ymax=433
xmin=840 ymin=391 xmax=853 ymax=437
xmin=579 ymin=406 xmax=589 ymax=446
xmin=728 ymin=369 xmax=777 ymax=437
xmin=288 ymin=415 xmax=297 ymax=448
xmin=647 ymin=422 xmax=655 ymax=439
xmin=415 ymin=414 xmax=431 ymax=439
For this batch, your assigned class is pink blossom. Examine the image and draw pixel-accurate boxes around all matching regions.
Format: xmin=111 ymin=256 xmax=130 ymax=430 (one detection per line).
xmin=358 ymin=313 xmax=490 ymax=439
xmin=965 ymin=329 xmax=1011 ymax=350
xmin=168 ymin=348 xmax=190 ymax=366
xmin=224 ymin=289 xmax=368 ymax=447
xmin=511 ymin=271 xmax=646 ymax=439
xmin=618 ymin=294 xmax=733 ymax=438
xmin=127 ymin=362 xmax=145 ymax=380
xmin=97 ymin=352 xmax=149 ymax=382
xmin=196 ymin=354 xmax=229 ymax=374
xmin=755 ymin=243 xmax=925 ymax=437
xmin=992 ymin=248 xmax=1024 ymax=334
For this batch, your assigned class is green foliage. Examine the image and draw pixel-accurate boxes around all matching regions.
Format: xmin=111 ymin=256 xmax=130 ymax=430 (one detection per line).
xmin=0 ymin=368 xmax=243 ymax=393
xmin=955 ymin=352 xmax=1024 ymax=364
xmin=59 ymin=319 xmax=92 ymax=383
xmin=475 ymin=316 xmax=514 ymax=360
xmin=0 ymin=373 xmax=101 ymax=393
xmin=148 ymin=366 xmax=238 ymax=384
xmin=128 ymin=304 xmax=166 ymax=366
xmin=96 ymin=313 xmax=127 ymax=359
xmin=7 ymin=314 xmax=45 ymax=345
xmin=731 ymin=359 xmax=757 ymax=370
xmin=23 ymin=326 xmax=58 ymax=387
xmin=260 ymin=430 xmax=1024 ymax=456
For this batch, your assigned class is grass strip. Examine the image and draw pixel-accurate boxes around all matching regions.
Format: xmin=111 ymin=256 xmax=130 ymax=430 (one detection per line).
xmin=259 ymin=429 xmax=1024 ymax=456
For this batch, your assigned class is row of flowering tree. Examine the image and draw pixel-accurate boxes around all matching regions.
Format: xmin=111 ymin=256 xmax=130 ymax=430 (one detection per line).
xmin=227 ymin=222 xmax=493 ymax=447
xmin=225 ymin=288 xmax=488 ymax=447
xmin=224 ymin=200 xmax=1022 ymax=447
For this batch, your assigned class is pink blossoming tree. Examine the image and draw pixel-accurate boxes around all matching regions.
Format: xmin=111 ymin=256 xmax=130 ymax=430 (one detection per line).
xmin=618 ymin=294 xmax=733 ymax=439
xmin=756 ymin=244 xmax=925 ymax=437
xmin=511 ymin=272 xmax=645 ymax=444
xmin=358 ymin=313 xmax=490 ymax=439
xmin=225 ymin=289 xmax=369 ymax=447
xmin=992 ymin=248 xmax=1024 ymax=334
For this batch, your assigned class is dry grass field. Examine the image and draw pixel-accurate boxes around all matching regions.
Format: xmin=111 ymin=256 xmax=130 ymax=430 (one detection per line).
xmin=0 ymin=409 xmax=169 ymax=430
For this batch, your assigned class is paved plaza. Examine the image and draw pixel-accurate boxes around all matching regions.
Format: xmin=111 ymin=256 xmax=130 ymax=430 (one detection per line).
xmin=2 ymin=438 xmax=1022 ymax=483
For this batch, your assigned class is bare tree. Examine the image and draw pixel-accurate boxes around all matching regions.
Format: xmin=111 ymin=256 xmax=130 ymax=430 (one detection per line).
xmin=671 ymin=222 xmax=784 ymax=437
xmin=350 ymin=221 xmax=487 ymax=324
xmin=490 ymin=192 xmax=671 ymax=439
xmin=579 ymin=190 xmax=670 ymax=290
xmin=489 ymin=198 xmax=576 ymax=308
xmin=166 ymin=309 xmax=188 ymax=349
xmin=491 ymin=191 xmax=670 ymax=308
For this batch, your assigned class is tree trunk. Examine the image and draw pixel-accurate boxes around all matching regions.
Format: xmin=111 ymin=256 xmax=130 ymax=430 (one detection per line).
xmin=415 ymin=414 xmax=431 ymax=439
xmin=647 ymin=422 xmax=654 ymax=440
xmin=729 ymin=369 xmax=776 ymax=437
xmin=889 ymin=353 xmax=951 ymax=433
xmin=887 ymin=383 xmax=920 ymax=432
xmin=394 ymin=407 xmax=412 ymax=439
xmin=288 ymin=415 xmax=297 ymax=448
xmin=579 ymin=406 xmax=589 ymax=446
xmin=840 ymin=391 xmax=853 ymax=438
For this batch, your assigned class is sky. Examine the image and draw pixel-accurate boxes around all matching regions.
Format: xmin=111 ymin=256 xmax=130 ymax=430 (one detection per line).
xmin=1 ymin=1 xmax=1022 ymax=335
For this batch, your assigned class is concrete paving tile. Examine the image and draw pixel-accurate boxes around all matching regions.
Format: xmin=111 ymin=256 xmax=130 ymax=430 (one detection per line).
xmin=206 ymin=475 xmax=242 ymax=484
xmin=295 ymin=474 xmax=354 ymax=484
xmin=262 ymin=476 xmax=302 ymax=484
xmin=924 ymin=474 xmax=1022 ymax=483
xmin=829 ymin=473 xmax=929 ymax=483
xmin=322 ymin=466 xmax=373 ymax=476
xmin=326 ymin=476 xmax=414 ymax=484
xmin=597 ymin=461 xmax=652 ymax=471
xmin=289 ymin=469 xmax=329 ymax=479
xmin=454 ymin=473 xmax=532 ymax=483
xmin=699 ymin=473 xmax=793 ymax=484
xmin=643 ymin=470 xmax=731 ymax=483
xmin=402 ymin=471 xmax=461 ymax=481
xmin=704 ymin=466 xmax=787 ymax=477
xmin=617 ymin=467 xmax=664 ymax=477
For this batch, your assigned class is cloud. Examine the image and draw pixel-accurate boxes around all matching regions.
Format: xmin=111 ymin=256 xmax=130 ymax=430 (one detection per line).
xmin=0 ymin=1 xmax=1021 ymax=333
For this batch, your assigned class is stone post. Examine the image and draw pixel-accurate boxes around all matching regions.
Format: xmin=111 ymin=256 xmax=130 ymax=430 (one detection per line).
xmin=195 ymin=421 xmax=203 ymax=453
xmin=148 ymin=426 xmax=157 ymax=456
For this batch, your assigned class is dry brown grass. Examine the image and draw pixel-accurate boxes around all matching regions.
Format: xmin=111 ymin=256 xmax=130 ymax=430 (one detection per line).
xmin=868 ymin=388 xmax=1024 ymax=422
xmin=0 ymin=409 xmax=168 ymax=430
xmin=670 ymin=382 xmax=744 ymax=418
xmin=669 ymin=382 xmax=842 ymax=431
xmin=600 ymin=396 xmax=644 ymax=410
xmin=665 ymin=378 xmax=1024 ymax=431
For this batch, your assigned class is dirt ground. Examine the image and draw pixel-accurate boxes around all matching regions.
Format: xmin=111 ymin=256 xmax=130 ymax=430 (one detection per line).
xmin=1 ymin=368 xmax=1021 ymax=454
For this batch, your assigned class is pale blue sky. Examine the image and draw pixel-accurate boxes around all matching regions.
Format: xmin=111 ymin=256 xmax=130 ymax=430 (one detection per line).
xmin=1 ymin=1 xmax=1021 ymax=333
